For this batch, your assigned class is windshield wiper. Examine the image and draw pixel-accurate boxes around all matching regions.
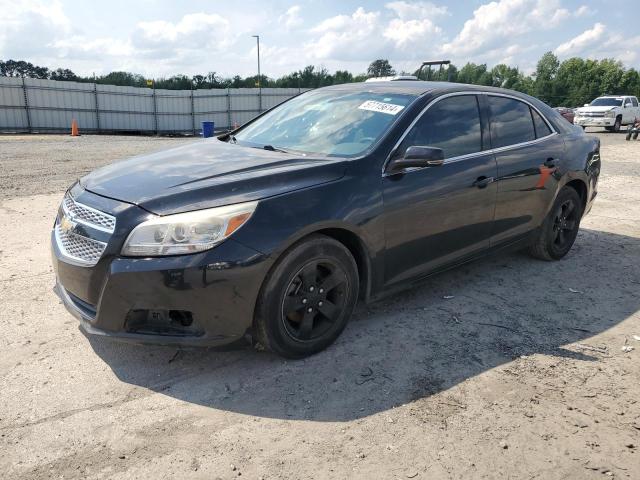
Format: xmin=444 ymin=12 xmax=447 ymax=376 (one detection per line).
xmin=219 ymin=134 xmax=237 ymax=144
xmin=260 ymin=144 xmax=288 ymax=153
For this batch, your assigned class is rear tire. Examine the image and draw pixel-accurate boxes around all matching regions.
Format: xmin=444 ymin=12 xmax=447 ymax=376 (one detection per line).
xmin=254 ymin=235 xmax=359 ymax=358
xmin=528 ymin=187 xmax=583 ymax=261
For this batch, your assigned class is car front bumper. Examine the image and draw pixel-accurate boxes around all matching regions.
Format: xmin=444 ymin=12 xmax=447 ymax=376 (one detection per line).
xmin=52 ymin=207 xmax=272 ymax=347
xmin=574 ymin=117 xmax=615 ymax=127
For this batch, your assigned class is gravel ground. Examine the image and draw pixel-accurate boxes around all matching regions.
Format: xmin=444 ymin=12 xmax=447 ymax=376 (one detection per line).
xmin=0 ymin=130 xmax=639 ymax=479
xmin=0 ymin=135 xmax=196 ymax=200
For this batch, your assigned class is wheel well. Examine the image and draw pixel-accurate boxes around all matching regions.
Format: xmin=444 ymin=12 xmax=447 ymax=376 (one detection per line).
xmin=316 ymin=228 xmax=370 ymax=301
xmin=565 ymin=179 xmax=587 ymax=212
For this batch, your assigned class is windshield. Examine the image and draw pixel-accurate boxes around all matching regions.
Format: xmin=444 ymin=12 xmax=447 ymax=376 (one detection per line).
xmin=590 ymin=97 xmax=623 ymax=107
xmin=232 ymin=90 xmax=417 ymax=157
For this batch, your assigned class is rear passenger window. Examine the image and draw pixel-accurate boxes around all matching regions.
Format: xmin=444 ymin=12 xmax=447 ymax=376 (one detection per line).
xmin=488 ymin=96 xmax=535 ymax=148
xmin=396 ymin=95 xmax=482 ymax=159
xmin=631 ymin=98 xmax=638 ymax=107
xmin=531 ymin=108 xmax=552 ymax=138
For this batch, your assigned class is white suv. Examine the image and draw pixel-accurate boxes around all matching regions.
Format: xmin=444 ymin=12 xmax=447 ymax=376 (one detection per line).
xmin=574 ymin=95 xmax=640 ymax=132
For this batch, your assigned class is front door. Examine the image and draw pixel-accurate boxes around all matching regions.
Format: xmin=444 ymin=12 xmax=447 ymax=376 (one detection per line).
xmin=382 ymin=94 xmax=497 ymax=287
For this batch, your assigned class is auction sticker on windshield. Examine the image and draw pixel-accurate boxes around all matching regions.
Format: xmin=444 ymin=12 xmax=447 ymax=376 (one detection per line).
xmin=358 ymin=100 xmax=405 ymax=115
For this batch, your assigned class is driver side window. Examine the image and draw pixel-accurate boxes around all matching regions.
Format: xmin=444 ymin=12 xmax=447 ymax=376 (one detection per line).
xmin=395 ymin=95 xmax=482 ymax=160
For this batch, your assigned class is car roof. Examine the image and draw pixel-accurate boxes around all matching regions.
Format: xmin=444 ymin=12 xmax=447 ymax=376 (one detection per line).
xmin=317 ymin=80 xmax=452 ymax=95
xmin=317 ymin=80 xmax=534 ymax=98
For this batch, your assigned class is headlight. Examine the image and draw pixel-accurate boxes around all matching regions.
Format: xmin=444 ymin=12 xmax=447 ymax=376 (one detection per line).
xmin=604 ymin=110 xmax=615 ymax=118
xmin=121 ymin=201 xmax=258 ymax=256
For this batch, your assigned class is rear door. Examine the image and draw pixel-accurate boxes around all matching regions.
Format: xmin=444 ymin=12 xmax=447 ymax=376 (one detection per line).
xmin=623 ymin=97 xmax=634 ymax=124
xmin=625 ymin=97 xmax=639 ymax=123
xmin=382 ymin=94 xmax=497 ymax=286
xmin=488 ymin=95 xmax=564 ymax=245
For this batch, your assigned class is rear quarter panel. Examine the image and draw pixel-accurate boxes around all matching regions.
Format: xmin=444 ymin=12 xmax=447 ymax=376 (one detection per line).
xmin=560 ymin=130 xmax=600 ymax=214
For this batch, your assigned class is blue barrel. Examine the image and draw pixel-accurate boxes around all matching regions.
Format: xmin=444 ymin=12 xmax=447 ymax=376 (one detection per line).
xmin=201 ymin=121 xmax=215 ymax=138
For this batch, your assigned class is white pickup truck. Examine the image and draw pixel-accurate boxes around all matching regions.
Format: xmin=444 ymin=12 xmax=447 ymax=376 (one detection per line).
xmin=574 ymin=95 xmax=640 ymax=132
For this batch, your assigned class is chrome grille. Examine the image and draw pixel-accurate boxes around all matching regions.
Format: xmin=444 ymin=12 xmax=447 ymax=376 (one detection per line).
xmin=582 ymin=112 xmax=605 ymax=118
xmin=62 ymin=193 xmax=116 ymax=233
xmin=55 ymin=224 xmax=107 ymax=266
xmin=55 ymin=193 xmax=114 ymax=266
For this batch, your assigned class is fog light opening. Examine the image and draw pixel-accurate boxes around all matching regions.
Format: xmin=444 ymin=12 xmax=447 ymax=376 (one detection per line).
xmin=169 ymin=310 xmax=193 ymax=327
xmin=124 ymin=309 xmax=201 ymax=337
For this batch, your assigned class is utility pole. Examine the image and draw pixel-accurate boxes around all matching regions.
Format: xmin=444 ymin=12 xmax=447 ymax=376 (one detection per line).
xmin=252 ymin=35 xmax=262 ymax=112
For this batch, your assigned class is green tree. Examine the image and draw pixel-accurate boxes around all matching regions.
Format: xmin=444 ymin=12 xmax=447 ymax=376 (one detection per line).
xmin=333 ymin=70 xmax=353 ymax=85
xmin=49 ymin=68 xmax=78 ymax=81
xmin=534 ymin=51 xmax=560 ymax=104
xmin=490 ymin=64 xmax=520 ymax=89
xmin=0 ymin=59 xmax=49 ymax=78
xmin=456 ymin=63 xmax=488 ymax=85
xmin=155 ymin=75 xmax=192 ymax=90
xmin=367 ymin=59 xmax=395 ymax=78
xmin=97 ymin=71 xmax=146 ymax=87
xmin=598 ymin=59 xmax=624 ymax=95
xmin=620 ymin=69 xmax=640 ymax=98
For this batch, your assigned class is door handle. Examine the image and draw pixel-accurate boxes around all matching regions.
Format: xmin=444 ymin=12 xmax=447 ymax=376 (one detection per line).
xmin=473 ymin=176 xmax=494 ymax=189
xmin=544 ymin=158 xmax=559 ymax=168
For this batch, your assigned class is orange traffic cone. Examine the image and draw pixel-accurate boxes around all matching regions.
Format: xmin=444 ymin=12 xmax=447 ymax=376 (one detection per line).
xmin=71 ymin=119 xmax=80 ymax=136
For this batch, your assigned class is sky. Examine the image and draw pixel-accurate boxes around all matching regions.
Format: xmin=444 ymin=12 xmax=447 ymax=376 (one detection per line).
xmin=0 ymin=0 xmax=637 ymax=79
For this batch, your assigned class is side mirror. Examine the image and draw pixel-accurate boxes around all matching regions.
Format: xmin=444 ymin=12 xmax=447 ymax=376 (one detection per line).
xmin=389 ymin=146 xmax=445 ymax=171
xmin=584 ymin=103 xmax=589 ymax=107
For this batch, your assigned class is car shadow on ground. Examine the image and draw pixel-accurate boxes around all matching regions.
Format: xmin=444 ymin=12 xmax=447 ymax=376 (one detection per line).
xmin=88 ymin=228 xmax=640 ymax=421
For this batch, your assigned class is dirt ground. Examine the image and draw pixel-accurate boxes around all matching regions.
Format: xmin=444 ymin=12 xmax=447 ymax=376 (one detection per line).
xmin=0 ymin=131 xmax=638 ymax=479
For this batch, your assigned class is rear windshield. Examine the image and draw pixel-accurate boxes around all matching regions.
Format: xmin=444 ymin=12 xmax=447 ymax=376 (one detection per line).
xmin=590 ymin=98 xmax=623 ymax=107
xmin=232 ymin=90 xmax=417 ymax=157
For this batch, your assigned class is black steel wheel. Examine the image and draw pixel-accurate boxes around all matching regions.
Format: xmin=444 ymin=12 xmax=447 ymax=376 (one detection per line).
xmin=528 ymin=186 xmax=583 ymax=261
xmin=254 ymin=235 xmax=359 ymax=358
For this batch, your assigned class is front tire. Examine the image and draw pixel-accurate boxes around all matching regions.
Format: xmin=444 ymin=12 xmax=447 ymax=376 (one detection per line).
xmin=612 ymin=117 xmax=622 ymax=133
xmin=528 ymin=187 xmax=583 ymax=261
xmin=254 ymin=235 xmax=359 ymax=358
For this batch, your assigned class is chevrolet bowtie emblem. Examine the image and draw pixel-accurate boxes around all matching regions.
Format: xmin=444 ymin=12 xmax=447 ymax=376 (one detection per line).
xmin=59 ymin=215 xmax=76 ymax=234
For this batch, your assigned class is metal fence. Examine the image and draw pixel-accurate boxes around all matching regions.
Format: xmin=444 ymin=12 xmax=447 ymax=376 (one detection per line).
xmin=0 ymin=77 xmax=308 ymax=134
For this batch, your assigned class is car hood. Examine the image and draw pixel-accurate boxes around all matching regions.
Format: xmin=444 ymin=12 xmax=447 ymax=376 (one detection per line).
xmin=81 ymin=139 xmax=347 ymax=215
xmin=576 ymin=106 xmax=617 ymax=113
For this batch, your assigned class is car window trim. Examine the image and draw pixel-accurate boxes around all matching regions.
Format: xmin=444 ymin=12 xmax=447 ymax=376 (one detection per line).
xmin=530 ymin=106 xmax=547 ymax=139
xmin=383 ymin=91 xmax=558 ymax=177
xmin=486 ymin=93 xmax=557 ymax=146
